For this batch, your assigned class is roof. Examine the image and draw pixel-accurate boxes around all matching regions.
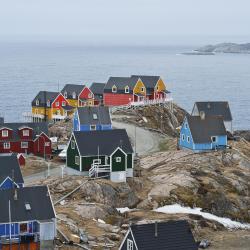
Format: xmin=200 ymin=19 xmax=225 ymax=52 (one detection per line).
xmin=62 ymin=105 xmax=74 ymax=111
xmin=0 ymin=186 xmax=56 ymax=223
xmin=0 ymin=155 xmax=24 ymax=186
xmin=77 ymin=106 xmax=111 ymax=126
xmin=0 ymin=122 xmax=49 ymax=141
xmin=131 ymin=75 xmax=161 ymax=90
xmin=194 ymin=101 xmax=232 ymax=121
xmin=31 ymin=91 xmax=59 ymax=107
xmin=90 ymin=82 xmax=106 ymax=95
xmin=73 ymin=129 xmax=133 ymax=156
xmin=104 ymin=77 xmax=138 ymax=93
xmin=61 ymin=84 xmax=86 ymax=99
xmin=129 ymin=220 xmax=198 ymax=250
xmin=186 ymin=115 xmax=227 ymax=143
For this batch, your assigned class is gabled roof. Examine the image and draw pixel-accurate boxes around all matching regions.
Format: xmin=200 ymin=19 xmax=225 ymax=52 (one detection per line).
xmin=61 ymin=84 xmax=86 ymax=99
xmin=131 ymin=75 xmax=161 ymax=90
xmin=0 ymin=186 xmax=56 ymax=223
xmin=90 ymin=82 xmax=106 ymax=95
xmin=77 ymin=106 xmax=111 ymax=126
xmin=186 ymin=115 xmax=227 ymax=143
xmin=193 ymin=101 xmax=232 ymax=121
xmin=0 ymin=122 xmax=49 ymax=141
xmin=104 ymin=77 xmax=138 ymax=93
xmin=0 ymin=155 xmax=24 ymax=186
xmin=31 ymin=91 xmax=60 ymax=107
xmin=73 ymin=129 xmax=133 ymax=156
xmin=128 ymin=220 xmax=198 ymax=250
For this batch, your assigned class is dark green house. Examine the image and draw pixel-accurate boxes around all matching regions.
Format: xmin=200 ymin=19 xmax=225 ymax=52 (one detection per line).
xmin=66 ymin=129 xmax=134 ymax=182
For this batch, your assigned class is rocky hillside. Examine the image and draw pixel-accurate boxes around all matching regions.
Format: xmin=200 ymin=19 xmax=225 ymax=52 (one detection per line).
xmin=112 ymin=103 xmax=187 ymax=137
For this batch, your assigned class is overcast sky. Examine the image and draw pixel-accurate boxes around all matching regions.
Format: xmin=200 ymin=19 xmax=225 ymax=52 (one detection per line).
xmin=0 ymin=0 xmax=249 ymax=45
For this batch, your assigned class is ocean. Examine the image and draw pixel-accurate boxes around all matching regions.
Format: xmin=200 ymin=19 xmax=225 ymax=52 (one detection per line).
xmin=0 ymin=42 xmax=249 ymax=130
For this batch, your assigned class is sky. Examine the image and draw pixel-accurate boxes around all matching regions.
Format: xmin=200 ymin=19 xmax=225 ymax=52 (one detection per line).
xmin=0 ymin=0 xmax=250 ymax=45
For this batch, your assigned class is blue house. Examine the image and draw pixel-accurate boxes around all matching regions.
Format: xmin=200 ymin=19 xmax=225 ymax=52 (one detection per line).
xmin=0 ymin=186 xmax=56 ymax=248
xmin=0 ymin=155 xmax=24 ymax=190
xmin=179 ymin=114 xmax=227 ymax=152
xmin=73 ymin=106 xmax=112 ymax=131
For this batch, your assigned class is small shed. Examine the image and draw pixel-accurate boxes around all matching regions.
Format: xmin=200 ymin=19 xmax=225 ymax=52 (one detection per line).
xmin=17 ymin=153 xmax=26 ymax=166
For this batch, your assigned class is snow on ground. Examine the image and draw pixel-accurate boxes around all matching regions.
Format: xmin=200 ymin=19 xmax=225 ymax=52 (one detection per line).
xmin=154 ymin=204 xmax=250 ymax=230
xmin=117 ymin=207 xmax=137 ymax=213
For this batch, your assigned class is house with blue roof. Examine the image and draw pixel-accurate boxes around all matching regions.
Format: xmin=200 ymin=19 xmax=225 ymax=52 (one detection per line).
xmin=0 ymin=155 xmax=24 ymax=190
xmin=73 ymin=106 xmax=112 ymax=131
xmin=179 ymin=113 xmax=227 ymax=152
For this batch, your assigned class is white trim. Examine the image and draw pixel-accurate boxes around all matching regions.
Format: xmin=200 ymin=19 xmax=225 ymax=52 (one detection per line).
xmin=75 ymin=155 xmax=80 ymax=165
xmin=18 ymin=126 xmax=33 ymax=130
xmin=0 ymin=127 xmax=13 ymax=131
xmin=51 ymin=93 xmax=68 ymax=107
xmin=0 ymin=176 xmax=20 ymax=189
xmin=3 ymin=142 xmax=10 ymax=149
xmin=118 ymin=227 xmax=138 ymax=250
xmin=33 ymin=132 xmax=50 ymax=142
xmin=125 ymin=86 xmax=130 ymax=93
xmin=71 ymin=133 xmax=82 ymax=171
xmin=211 ymin=136 xmax=217 ymax=143
xmin=127 ymin=239 xmax=133 ymax=250
xmin=90 ymin=124 xmax=96 ymax=131
xmin=21 ymin=141 xmax=29 ymax=149
xmin=1 ymin=130 xmax=9 ymax=137
xmin=47 ymin=185 xmax=57 ymax=236
xmin=78 ymin=86 xmax=94 ymax=103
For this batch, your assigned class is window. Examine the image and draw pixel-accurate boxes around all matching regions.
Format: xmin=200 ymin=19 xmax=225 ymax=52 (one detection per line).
xmin=62 ymin=101 xmax=66 ymax=106
xmin=47 ymin=100 xmax=50 ymax=107
xmin=93 ymin=114 xmax=98 ymax=120
xmin=20 ymin=223 xmax=28 ymax=234
xmin=116 ymin=157 xmax=121 ymax=163
xmin=25 ymin=203 xmax=31 ymax=211
xmin=71 ymin=140 xmax=75 ymax=149
xmin=56 ymin=102 xmax=59 ymax=107
xmin=187 ymin=136 xmax=190 ymax=143
xmin=3 ymin=142 xmax=10 ymax=149
xmin=2 ymin=130 xmax=8 ymax=137
xmin=185 ymin=123 xmax=188 ymax=129
xmin=125 ymin=86 xmax=129 ymax=93
xmin=211 ymin=136 xmax=217 ymax=143
xmin=64 ymin=91 xmax=67 ymax=98
xmin=36 ymin=99 xmax=39 ymax=106
xmin=45 ymin=142 xmax=50 ymax=147
xmin=90 ymin=125 xmax=96 ymax=131
xmin=182 ymin=134 xmax=185 ymax=141
xmin=75 ymin=156 xmax=80 ymax=165
xmin=23 ymin=130 xmax=29 ymax=136
xmin=21 ymin=142 xmax=28 ymax=149
xmin=127 ymin=239 xmax=133 ymax=250
xmin=141 ymin=87 xmax=145 ymax=92
xmin=88 ymin=93 xmax=93 ymax=98
xmin=72 ymin=92 xmax=76 ymax=99
xmin=112 ymin=85 xmax=117 ymax=93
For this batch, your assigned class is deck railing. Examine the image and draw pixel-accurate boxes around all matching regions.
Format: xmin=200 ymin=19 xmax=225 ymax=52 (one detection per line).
xmin=89 ymin=164 xmax=110 ymax=178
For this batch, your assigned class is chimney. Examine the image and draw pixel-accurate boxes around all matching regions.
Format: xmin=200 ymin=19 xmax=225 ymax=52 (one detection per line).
xmin=200 ymin=111 xmax=205 ymax=120
xmin=155 ymin=221 xmax=158 ymax=237
xmin=14 ymin=189 xmax=18 ymax=201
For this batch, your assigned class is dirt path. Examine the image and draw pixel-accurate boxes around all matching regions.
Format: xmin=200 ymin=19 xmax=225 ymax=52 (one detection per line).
xmin=112 ymin=121 xmax=163 ymax=155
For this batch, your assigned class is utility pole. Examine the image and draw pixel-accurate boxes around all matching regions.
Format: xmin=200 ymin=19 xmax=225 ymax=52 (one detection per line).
xmin=134 ymin=126 xmax=137 ymax=155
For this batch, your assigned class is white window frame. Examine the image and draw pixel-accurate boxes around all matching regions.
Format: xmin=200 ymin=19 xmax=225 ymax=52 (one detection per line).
xmin=75 ymin=156 xmax=80 ymax=165
xmin=64 ymin=91 xmax=67 ymax=98
xmin=182 ymin=134 xmax=185 ymax=141
xmin=22 ymin=130 xmax=30 ymax=136
xmin=93 ymin=159 xmax=101 ymax=165
xmin=93 ymin=114 xmax=98 ymax=120
xmin=116 ymin=157 xmax=121 ymax=163
xmin=90 ymin=125 xmax=96 ymax=131
xmin=45 ymin=142 xmax=50 ymax=147
xmin=56 ymin=101 xmax=60 ymax=107
xmin=88 ymin=93 xmax=93 ymax=98
xmin=127 ymin=239 xmax=133 ymax=250
xmin=71 ymin=140 xmax=75 ymax=149
xmin=72 ymin=92 xmax=76 ymax=99
xmin=112 ymin=85 xmax=117 ymax=93
xmin=2 ymin=130 xmax=8 ymax=137
xmin=185 ymin=123 xmax=188 ymax=129
xmin=187 ymin=136 xmax=190 ymax=143
xmin=36 ymin=99 xmax=39 ymax=106
xmin=211 ymin=136 xmax=217 ymax=143
xmin=141 ymin=87 xmax=145 ymax=92
xmin=125 ymin=86 xmax=129 ymax=93
xmin=62 ymin=101 xmax=66 ymax=107
xmin=3 ymin=142 xmax=10 ymax=149
xmin=47 ymin=100 xmax=50 ymax=107
xmin=21 ymin=141 xmax=28 ymax=149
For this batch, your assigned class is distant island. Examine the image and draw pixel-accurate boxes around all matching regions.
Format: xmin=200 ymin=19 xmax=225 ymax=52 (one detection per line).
xmin=195 ymin=42 xmax=250 ymax=54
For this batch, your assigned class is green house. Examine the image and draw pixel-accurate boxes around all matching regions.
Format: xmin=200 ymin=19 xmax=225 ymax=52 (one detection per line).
xmin=66 ymin=129 xmax=134 ymax=182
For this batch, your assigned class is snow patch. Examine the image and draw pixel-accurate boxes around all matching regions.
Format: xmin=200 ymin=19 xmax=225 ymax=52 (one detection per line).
xmin=117 ymin=207 xmax=136 ymax=213
xmin=154 ymin=204 xmax=250 ymax=229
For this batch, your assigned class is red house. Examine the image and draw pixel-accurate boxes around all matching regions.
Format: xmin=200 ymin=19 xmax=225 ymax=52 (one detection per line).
xmin=78 ymin=86 xmax=94 ymax=106
xmin=17 ymin=153 xmax=26 ymax=166
xmin=0 ymin=122 xmax=52 ymax=158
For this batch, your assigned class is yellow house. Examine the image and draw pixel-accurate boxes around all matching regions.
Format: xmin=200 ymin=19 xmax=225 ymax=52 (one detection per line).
xmin=31 ymin=91 xmax=74 ymax=121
